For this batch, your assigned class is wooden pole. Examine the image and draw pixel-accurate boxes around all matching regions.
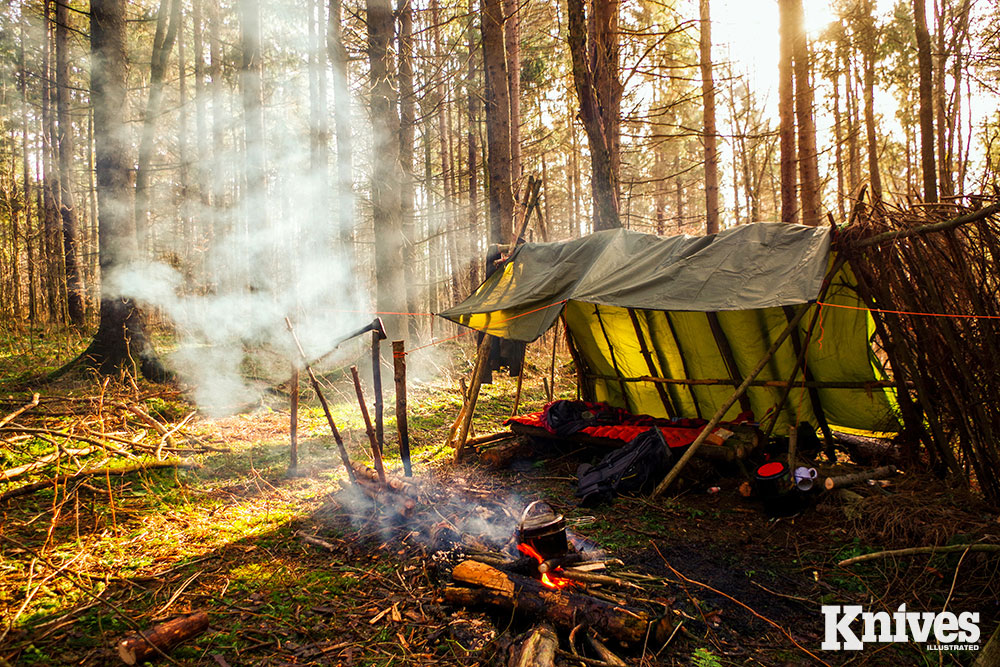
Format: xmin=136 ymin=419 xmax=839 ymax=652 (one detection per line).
xmin=392 ymin=340 xmax=412 ymax=477
xmin=290 ymin=364 xmax=299 ymax=472
xmin=652 ymin=301 xmax=816 ymax=498
xmin=372 ymin=331 xmax=384 ymax=455
xmin=509 ymin=368 xmax=524 ymax=417
xmin=847 ymin=201 xmax=1000 ymax=249
xmin=351 ymin=365 xmax=387 ymax=486
xmin=454 ymin=335 xmax=492 ymax=461
xmin=548 ymin=320 xmax=558 ymax=402
xmin=284 ymin=318 xmax=356 ymax=483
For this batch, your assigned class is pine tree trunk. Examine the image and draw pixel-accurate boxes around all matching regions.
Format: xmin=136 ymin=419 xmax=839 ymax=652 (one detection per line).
xmin=367 ymin=0 xmax=404 ymax=336
xmin=566 ymin=0 xmax=620 ymax=231
xmin=504 ymin=0 xmax=521 ymax=192
xmin=328 ymin=0 xmax=355 ymax=250
xmin=699 ymin=0 xmax=719 ymax=235
xmin=860 ymin=0 xmax=882 ymax=201
xmin=398 ymin=0 xmax=417 ymax=337
xmin=86 ymin=0 xmax=166 ymax=381
xmin=832 ymin=61 xmax=846 ymax=220
xmin=777 ymin=0 xmax=797 ymax=223
xmin=481 ymin=0 xmax=515 ymax=244
xmin=54 ymin=0 xmax=85 ymax=324
xmin=240 ymin=0 xmax=268 ymax=279
xmin=790 ymin=0 xmax=821 ymax=226
xmin=913 ymin=0 xmax=938 ymax=203
xmin=135 ymin=0 xmax=181 ymax=254
xmin=466 ymin=3 xmax=480 ymax=287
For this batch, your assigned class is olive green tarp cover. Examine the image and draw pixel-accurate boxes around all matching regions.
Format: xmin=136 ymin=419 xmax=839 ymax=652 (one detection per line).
xmin=440 ymin=224 xmax=898 ymax=432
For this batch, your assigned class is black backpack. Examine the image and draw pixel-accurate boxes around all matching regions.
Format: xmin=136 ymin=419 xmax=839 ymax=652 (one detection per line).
xmin=576 ymin=427 xmax=674 ymax=506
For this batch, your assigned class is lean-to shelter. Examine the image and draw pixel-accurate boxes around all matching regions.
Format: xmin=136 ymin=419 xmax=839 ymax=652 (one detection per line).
xmin=440 ymin=223 xmax=898 ymax=434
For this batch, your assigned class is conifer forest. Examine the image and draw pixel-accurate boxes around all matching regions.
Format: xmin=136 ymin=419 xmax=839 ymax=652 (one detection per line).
xmin=0 ymin=0 xmax=999 ymax=664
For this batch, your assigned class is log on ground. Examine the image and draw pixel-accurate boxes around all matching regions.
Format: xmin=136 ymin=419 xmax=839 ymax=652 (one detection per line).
xmin=117 ymin=611 xmax=209 ymax=665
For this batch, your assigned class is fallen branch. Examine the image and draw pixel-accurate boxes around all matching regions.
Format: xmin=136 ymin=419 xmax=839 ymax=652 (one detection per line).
xmin=0 ymin=446 xmax=96 ymax=482
xmin=837 ymin=543 xmax=1000 ymax=567
xmin=295 ymin=531 xmax=338 ymax=552
xmin=0 ymin=426 xmax=134 ymax=458
xmin=0 ymin=393 xmax=39 ymax=429
xmin=0 ymin=461 xmax=202 ymax=502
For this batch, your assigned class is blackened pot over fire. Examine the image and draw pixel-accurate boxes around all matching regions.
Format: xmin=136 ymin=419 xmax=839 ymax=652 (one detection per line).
xmin=517 ymin=501 xmax=567 ymax=560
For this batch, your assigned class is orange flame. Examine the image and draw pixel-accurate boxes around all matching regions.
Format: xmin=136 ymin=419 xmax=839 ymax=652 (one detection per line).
xmin=517 ymin=543 xmax=574 ymax=590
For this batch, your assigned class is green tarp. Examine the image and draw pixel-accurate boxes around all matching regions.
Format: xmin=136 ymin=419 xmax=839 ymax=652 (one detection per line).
xmin=440 ymin=224 xmax=898 ymax=433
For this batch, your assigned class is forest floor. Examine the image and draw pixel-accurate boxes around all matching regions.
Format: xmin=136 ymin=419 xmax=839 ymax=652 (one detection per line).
xmin=0 ymin=327 xmax=998 ymax=666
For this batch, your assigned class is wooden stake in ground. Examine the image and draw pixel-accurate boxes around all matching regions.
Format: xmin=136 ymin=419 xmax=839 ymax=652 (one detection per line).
xmin=284 ymin=318 xmax=356 ymax=484
xmin=351 ymin=365 xmax=387 ymax=486
xmin=290 ymin=364 xmax=299 ymax=472
xmin=372 ymin=330 xmax=384 ymax=454
xmin=392 ymin=341 xmax=412 ymax=476
xmin=117 ymin=611 xmax=209 ymax=665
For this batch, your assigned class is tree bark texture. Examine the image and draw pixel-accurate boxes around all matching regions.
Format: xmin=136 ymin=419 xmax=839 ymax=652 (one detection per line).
xmin=481 ymin=0 xmax=515 ymax=244
xmin=367 ymin=0 xmax=404 ymax=336
xmin=54 ymin=0 xmax=85 ymax=324
xmin=328 ymin=0 xmax=356 ymax=249
xmin=913 ymin=0 xmax=938 ymax=203
xmin=86 ymin=0 xmax=165 ymax=380
xmin=777 ymin=0 xmax=798 ymax=223
xmin=790 ymin=0 xmax=821 ymax=226
xmin=134 ymin=0 xmax=181 ymax=253
xmin=566 ymin=0 xmax=620 ymax=231
xmin=699 ymin=0 xmax=719 ymax=235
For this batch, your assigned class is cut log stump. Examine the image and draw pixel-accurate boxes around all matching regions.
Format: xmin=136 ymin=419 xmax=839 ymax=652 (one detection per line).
xmin=117 ymin=611 xmax=209 ymax=664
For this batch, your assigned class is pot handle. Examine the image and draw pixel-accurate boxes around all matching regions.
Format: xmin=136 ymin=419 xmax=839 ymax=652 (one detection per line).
xmin=520 ymin=500 xmax=553 ymax=526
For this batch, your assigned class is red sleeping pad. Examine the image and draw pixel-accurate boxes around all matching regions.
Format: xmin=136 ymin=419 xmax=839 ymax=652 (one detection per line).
xmin=505 ymin=401 xmax=754 ymax=449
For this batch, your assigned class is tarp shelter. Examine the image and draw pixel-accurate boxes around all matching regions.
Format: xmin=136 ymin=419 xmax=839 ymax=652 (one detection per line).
xmin=440 ymin=224 xmax=899 ymax=433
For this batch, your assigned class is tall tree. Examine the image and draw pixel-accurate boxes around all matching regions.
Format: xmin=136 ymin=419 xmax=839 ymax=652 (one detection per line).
xmin=790 ymin=0 xmax=822 ymax=225
xmin=54 ymin=0 xmax=85 ymax=324
xmin=240 ymin=0 xmax=267 ymax=267
xmin=481 ymin=0 xmax=515 ymax=243
xmin=367 ymin=0 xmax=405 ymax=334
xmin=503 ymin=0 xmax=521 ymax=190
xmin=134 ymin=0 xmax=181 ymax=253
xmin=913 ymin=0 xmax=937 ymax=202
xmin=777 ymin=0 xmax=798 ymax=222
xmin=328 ymin=0 xmax=355 ymax=248
xmin=699 ymin=0 xmax=719 ymax=234
xmin=83 ymin=0 xmax=165 ymax=379
xmin=859 ymin=0 xmax=883 ymax=201
xmin=398 ymin=0 xmax=417 ymax=336
xmin=566 ymin=0 xmax=620 ymax=230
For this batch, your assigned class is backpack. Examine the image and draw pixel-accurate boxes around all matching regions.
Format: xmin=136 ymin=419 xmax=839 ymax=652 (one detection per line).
xmin=576 ymin=427 xmax=674 ymax=506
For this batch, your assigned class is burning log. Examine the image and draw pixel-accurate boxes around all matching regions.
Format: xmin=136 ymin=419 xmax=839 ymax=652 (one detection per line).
xmin=445 ymin=560 xmax=670 ymax=646
xmin=116 ymin=611 xmax=208 ymax=664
